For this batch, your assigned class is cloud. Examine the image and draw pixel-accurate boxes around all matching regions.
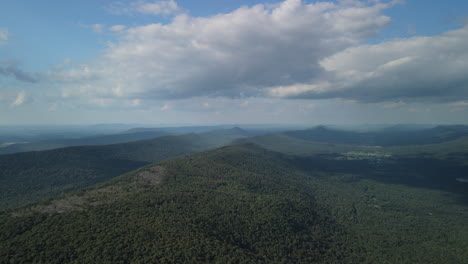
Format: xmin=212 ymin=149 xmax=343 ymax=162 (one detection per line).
xmin=161 ymin=103 xmax=170 ymax=111
xmin=383 ymin=100 xmax=406 ymax=109
xmin=48 ymin=65 xmax=99 ymax=83
xmin=450 ymin=101 xmax=468 ymax=108
xmin=48 ymin=102 xmax=58 ymax=112
xmin=80 ymin=24 xmax=106 ymax=33
xmin=299 ymin=103 xmax=316 ymax=113
xmin=89 ymin=98 xmax=116 ymax=107
xmin=89 ymin=24 xmax=105 ymax=33
xmin=58 ymin=0 xmax=394 ymax=103
xmin=0 ymin=28 xmax=8 ymax=45
xmin=0 ymin=64 xmax=39 ymax=83
xmin=240 ymin=101 xmax=250 ymax=107
xmin=109 ymin=0 xmax=182 ymax=16
xmin=11 ymin=91 xmax=27 ymax=107
xmin=53 ymin=58 xmax=72 ymax=70
xmin=109 ymin=25 xmax=127 ymax=32
xmin=270 ymin=25 xmax=468 ymax=102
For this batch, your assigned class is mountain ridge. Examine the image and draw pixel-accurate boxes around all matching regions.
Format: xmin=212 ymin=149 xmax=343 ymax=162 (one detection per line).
xmin=0 ymin=128 xmax=249 ymax=210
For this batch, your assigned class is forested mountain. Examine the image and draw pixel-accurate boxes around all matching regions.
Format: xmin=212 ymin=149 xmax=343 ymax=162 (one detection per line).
xmin=0 ymin=124 xmax=146 ymax=143
xmin=1 ymin=144 xmax=467 ymax=263
xmin=0 ymin=131 xmax=171 ymax=155
xmin=236 ymin=126 xmax=468 ymax=159
xmin=282 ymin=125 xmax=468 ymax=146
xmin=0 ymin=128 xmax=249 ymax=210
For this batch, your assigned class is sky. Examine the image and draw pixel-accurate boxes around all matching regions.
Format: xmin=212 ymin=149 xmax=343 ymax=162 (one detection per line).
xmin=1 ymin=0 xmax=468 ymax=125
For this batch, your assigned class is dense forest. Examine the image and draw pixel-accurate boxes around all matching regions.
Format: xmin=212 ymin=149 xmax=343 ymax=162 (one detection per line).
xmin=1 ymin=142 xmax=467 ymax=263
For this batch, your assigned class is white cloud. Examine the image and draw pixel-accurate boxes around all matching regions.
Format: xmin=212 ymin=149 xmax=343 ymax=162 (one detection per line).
xmin=90 ymin=24 xmax=105 ymax=33
xmin=11 ymin=91 xmax=26 ymax=107
xmin=81 ymin=24 xmax=106 ymax=33
xmin=450 ymin=101 xmax=468 ymax=107
xmin=290 ymin=25 xmax=468 ymax=102
xmin=109 ymin=0 xmax=182 ymax=16
xmin=0 ymin=28 xmax=8 ymax=45
xmin=49 ymin=65 xmax=99 ymax=83
xmin=127 ymin=99 xmax=141 ymax=106
xmin=268 ymin=82 xmax=331 ymax=98
xmin=58 ymin=0 xmax=394 ymax=103
xmin=109 ymin=25 xmax=127 ymax=32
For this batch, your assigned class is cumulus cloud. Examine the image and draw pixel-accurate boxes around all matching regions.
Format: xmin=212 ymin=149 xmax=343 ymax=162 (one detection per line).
xmin=57 ymin=0 xmax=394 ymax=102
xmin=270 ymin=25 xmax=468 ymax=102
xmin=11 ymin=91 xmax=27 ymax=107
xmin=109 ymin=0 xmax=182 ymax=16
xmin=0 ymin=64 xmax=38 ymax=83
xmin=0 ymin=28 xmax=8 ymax=45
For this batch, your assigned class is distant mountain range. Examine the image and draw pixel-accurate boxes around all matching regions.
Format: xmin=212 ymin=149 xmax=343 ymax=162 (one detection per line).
xmin=0 ymin=131 xmax=171 ymax=155
xmin=282 ymin=125 xmax=468 ymax=146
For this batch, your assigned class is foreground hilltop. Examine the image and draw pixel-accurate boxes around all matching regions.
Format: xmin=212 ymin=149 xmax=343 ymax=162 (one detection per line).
xmin=1 ymin=145 xmax=350 ymax=263
xmin=1 ymin=144 xmax=467 ymax=263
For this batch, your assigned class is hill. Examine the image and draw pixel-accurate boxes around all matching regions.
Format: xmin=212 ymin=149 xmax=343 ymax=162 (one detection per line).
xmin=0 ymin=128 xmax=249 ymax=210
xmin=1 ymin=144 xmax=467 ymax=263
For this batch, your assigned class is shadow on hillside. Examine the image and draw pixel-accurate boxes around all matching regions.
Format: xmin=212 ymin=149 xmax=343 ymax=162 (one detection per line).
xmin=290 ymin=155 xmax=468 ymax=205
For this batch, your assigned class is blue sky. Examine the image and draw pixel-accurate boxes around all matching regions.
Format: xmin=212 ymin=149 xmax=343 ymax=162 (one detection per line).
xmin=1 ymin=0 xmax=468 ymax=125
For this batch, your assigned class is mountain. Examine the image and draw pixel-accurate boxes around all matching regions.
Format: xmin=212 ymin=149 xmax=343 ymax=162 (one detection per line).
xmin=234 ymin=125 xmax=468 ymax=158
xmin=282 ymin=125 xmax=468 ymax=146
xmin=0 ymin=124 xmax=149 ymax=143
xmin=0 ymin=128 xmax=249 ymax=210
xmin=234 ymin=132 xmax=382 ymax=156
xmin=236 ymin=129 xmax=468 ymax=162
xmin=1 ymin=144 xmax=467 ymax=263
xmin=124 ymin=125 xmax=234 ymax=134
xmin=0 ymin=131 xmax=171 ymax=155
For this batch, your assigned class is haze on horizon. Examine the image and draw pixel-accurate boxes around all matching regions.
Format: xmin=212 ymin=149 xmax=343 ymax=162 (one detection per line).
xmin=1 ymin=0 xmax=468 ymax=125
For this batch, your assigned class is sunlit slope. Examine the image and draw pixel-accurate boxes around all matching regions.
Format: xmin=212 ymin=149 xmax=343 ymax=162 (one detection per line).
xmin=0 ymin=128 xmax=249 ymax=210
xmin=1 ymin=144 xmax=467 ymax=263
